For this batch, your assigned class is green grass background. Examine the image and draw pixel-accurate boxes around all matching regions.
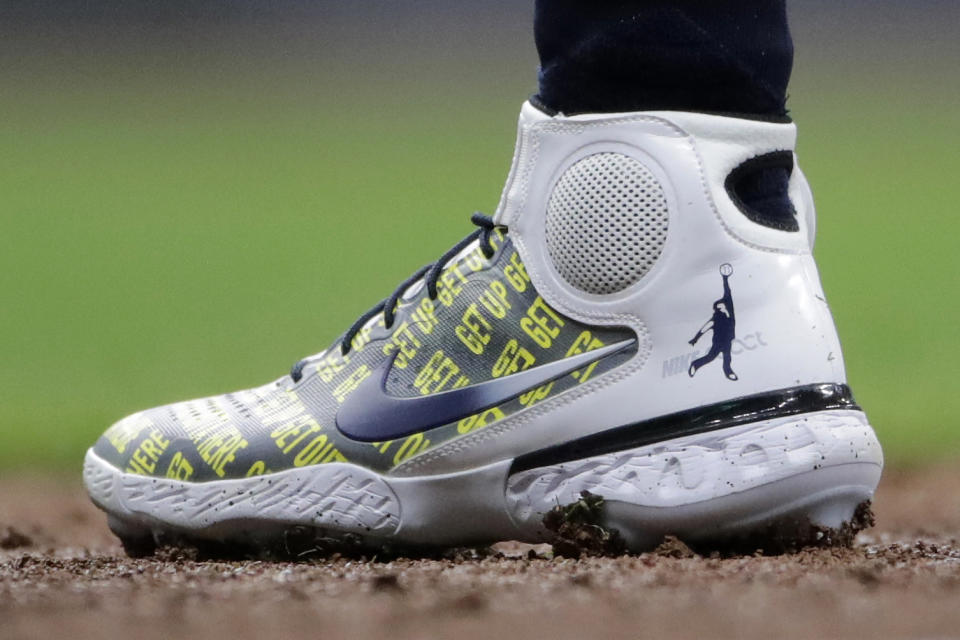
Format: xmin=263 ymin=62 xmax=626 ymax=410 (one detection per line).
xmin=2 ymin=24 xmax=958 ymax=470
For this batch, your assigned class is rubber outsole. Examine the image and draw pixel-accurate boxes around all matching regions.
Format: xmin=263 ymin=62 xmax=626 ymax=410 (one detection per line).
xmin=84 ymin=408 xmax=883 ymax=556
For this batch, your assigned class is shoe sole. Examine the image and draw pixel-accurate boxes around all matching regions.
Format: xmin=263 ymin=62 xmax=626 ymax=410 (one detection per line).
xmin=84 ymin=408 xmax=882 ymax=555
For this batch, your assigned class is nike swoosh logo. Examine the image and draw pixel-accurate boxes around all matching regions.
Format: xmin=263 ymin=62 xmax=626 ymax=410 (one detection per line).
xmin=336 ymin=339 xmax=636 ymax=442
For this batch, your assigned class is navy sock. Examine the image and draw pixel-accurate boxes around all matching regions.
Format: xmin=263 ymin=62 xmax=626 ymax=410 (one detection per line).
xmin=534 ymin=0 xmax=794 ymax=118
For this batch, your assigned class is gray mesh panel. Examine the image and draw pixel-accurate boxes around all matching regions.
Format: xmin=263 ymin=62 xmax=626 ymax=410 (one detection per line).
xmin=545 ymin=152 xmax=669 ymax=295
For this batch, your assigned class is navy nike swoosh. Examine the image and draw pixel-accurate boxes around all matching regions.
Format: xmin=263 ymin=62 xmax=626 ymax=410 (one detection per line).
xmin=335 ymin=339 xmax=636 ymax=442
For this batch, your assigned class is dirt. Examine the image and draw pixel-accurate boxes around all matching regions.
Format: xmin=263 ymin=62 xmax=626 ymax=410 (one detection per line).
xmin=542 ymin=491 xmax=627 ymax=559
xmin=2 ymin=466 xmax=960 ymax=640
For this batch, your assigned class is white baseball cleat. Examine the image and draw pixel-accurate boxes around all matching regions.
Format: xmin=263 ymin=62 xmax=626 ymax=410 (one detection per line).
xmin=84 ymin=101 xmax=882 ymax=555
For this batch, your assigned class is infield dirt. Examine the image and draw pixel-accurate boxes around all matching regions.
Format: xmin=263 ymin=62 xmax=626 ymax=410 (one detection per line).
xmin=2 ymin=465 xmax=959 ymax=640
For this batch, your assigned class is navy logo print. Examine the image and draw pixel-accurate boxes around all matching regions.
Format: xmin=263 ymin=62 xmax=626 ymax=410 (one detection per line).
xmin=688 ymin=264 xmax=738 ymax=381
xmin=336 ymin=339 xmax=636 ymax=442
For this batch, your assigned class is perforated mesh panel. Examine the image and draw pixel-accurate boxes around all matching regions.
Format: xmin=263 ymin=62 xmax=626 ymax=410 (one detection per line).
xmin=545 ymin=153 xmax=669 ymax=295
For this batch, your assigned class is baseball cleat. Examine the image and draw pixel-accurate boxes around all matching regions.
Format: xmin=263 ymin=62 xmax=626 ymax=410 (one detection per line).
xmin=84 ymin=102 xmax=882 ymax=555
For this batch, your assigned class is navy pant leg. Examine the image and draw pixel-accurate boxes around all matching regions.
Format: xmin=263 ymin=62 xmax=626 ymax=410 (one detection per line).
xmin=534 ymin=0 xmax=794 ymax=117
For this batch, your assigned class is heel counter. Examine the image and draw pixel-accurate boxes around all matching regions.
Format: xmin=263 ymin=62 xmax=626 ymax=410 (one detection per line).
xmin=493 ymin=103 xmax=849 ymax=420
xmin=634 ymin=114 xmax=846 ymax=398
xmin=799 ymin=253 xmax=849 ymax=382
xmin=641 ymin=249 xmax=848 ymax=408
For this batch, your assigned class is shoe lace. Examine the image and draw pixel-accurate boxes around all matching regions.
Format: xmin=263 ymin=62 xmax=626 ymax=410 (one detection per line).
xmin=290 ymin=212 xmax=499 ymax=382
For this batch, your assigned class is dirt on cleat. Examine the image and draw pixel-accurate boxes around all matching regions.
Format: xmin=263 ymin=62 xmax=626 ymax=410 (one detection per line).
xmin=653 ymin=535 xmax=698 ymax=559
xmin=541 ymin=493 xmax=877 ymax=558
xmin=542 ymin=491 xmax=627 ymax=559
xmin=699 ymin=500 xmax=878 ymax=556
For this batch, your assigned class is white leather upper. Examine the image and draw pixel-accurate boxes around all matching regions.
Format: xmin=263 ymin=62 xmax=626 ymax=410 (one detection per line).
xmin=396 ymin=102 xmax=847 ymax=476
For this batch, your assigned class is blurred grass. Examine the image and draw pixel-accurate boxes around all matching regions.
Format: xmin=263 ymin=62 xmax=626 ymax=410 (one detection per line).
xmin=1 ymin=40 xmax=957 ymax=469
xmin=794 ymin=83 xmax=960 ymax=465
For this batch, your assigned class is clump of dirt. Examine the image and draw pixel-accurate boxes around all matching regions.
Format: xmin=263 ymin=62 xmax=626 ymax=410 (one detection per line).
xmin=543 ymin=491 xmax=627 ymax=559
xmin=541 ymin=494 xmax=876 ymax=558
xmin=654 ymin=535 xmax=697 ymax=559
xmin=0 ymin=526 xmax=33 ymax=550
xmin=702 ymin=501 xmax=877 ymax=556
xmin=848 ymin=501 xmax=877 ymax=536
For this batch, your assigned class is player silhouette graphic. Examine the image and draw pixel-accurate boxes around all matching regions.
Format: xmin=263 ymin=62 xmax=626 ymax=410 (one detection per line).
xmin=688 ymin=264 xmax=738 ymax=381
